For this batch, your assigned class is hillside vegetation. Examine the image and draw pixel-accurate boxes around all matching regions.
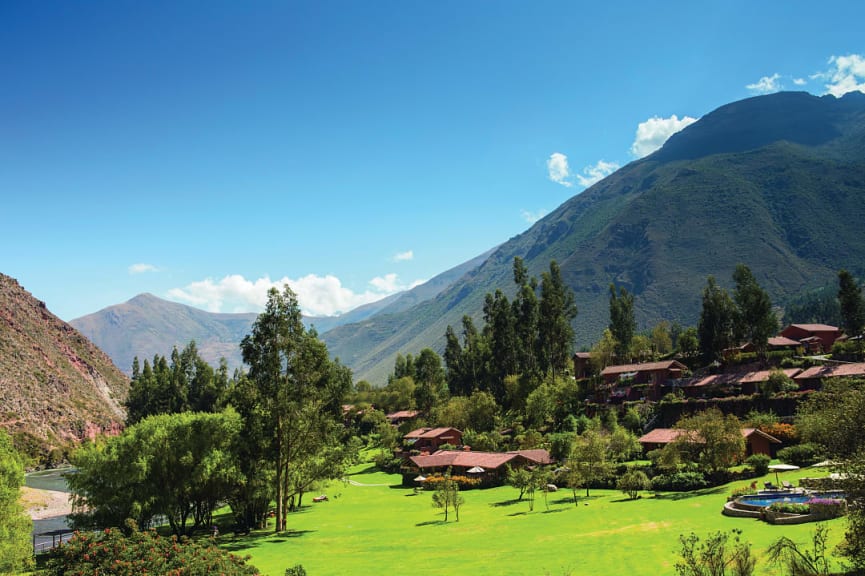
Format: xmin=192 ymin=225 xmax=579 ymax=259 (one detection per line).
xmin=323 ymin=91 xmax=865 ymax=384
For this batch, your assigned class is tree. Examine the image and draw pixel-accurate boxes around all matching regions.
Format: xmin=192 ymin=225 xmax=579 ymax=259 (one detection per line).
xmin=68 ymin=411 xmax=243 ymax=536
xmin=609 ymin=284 xmax=636 ymax=360
xmin=669 ymin=408 xmax=745 ymax=475
xmin=240 ymin=286 xmax=352 ymax=533
xmin=0 ymin=429 xmax=32 ymax=574
xmin=617 ymin=469 xmax=650 ymax=500
xmin=677 ymin=327 xmax=700 ymax=362
xmin=568 ymin=429 xmax=612 ymax=497
xmin=538 ymin=261 xmax=577 ymax=378
xmin=413 ymin=348 xmax=448 ymax=412
xmin=507 ymin=465 xmax=532 ymax=501
xmin=732 ymin=264 xmax=777 ymax=358
xmin=839 ymin=269 xmax=865 ymax=337
xmin=431 ymin=469 xmax=463 ymax=522
xmin=651 ymin=321 xmax=673 ymax=356
xmin=512 ymin=257 xmax=540 ymax=378
xmin=675 ymin=530 xmax=755 ymax=576
xmin=698 ymin=276 xmax=736 ymax=365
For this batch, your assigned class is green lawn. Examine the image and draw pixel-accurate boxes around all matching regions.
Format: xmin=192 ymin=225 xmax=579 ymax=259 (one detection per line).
xmin=225 ymin=465 xmax=846 ymax=576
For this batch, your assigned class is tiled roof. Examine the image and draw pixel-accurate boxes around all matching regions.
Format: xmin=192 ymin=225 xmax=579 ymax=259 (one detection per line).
xmin=768 ymin=336 xmax=802 ymax=347
xmin=387 ymin=410 xmax=420 ymax=420
xmin=409 ymin=448 xmax=553 ymax=471
xmin=787 ymin=324 xmax=839 ymax=332
xmin=639 ymin=428 xmax=780 ymax=445
xmin=601 ymin=360 xmax=686 ymax=376
xmin=738 ymin=368 xmax=802 ymax=383
xmin=795 ymin=363 xmax=865 ymax=381
xmin=404 ymin=427 xmax=462 ymax=440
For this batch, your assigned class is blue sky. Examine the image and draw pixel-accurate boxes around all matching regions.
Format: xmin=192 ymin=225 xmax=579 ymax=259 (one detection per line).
xmin=2 ymin=1 xmax=864 ymax=321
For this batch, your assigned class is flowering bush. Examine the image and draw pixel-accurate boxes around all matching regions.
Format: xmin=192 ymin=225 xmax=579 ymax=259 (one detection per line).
xmin=808 ymin=498 xmax=847 ymax=520
xmin=423 ymin=474 xmax=481 ymax=489
xmin=45 ymin=522 xmax=261 ymax=575
xmin=758 ymin=422 xmax=799 ymax=444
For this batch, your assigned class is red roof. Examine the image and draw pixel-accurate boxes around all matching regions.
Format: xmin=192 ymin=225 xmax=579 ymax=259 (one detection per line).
xmin=738 ymin=368 xmax=802 ymax=383
xmin=795 ymin=362 xmax=865 ymax=381
xmin=768 ymin=336 xmax=802 ymax=347
xmin=404 ymin=427 xmax=462 ymax=440
xmin=786 ymin=323 xmax=839 ymax=332
xmin=601 ymin=360 xmax=686 ymax=376
xmin=387 ymin=410 xmax=420 ymax=420
xmin=639 ymin=428 xmax=780 ymax=445
xmin=409 ymin=449 xmax=552 ymax=471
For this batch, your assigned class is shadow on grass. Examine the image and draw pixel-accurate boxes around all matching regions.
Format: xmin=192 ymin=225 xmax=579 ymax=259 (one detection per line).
xmin=652 ymin=486 xmax=727 ymax=501
xmin=490 ymin=497 xmax=523 ymax=507
xmin=415 ymin=520 xmax=446 ymax=527
xmin=347 ymin=463 xmax=378 ymax=475
xmin=507 ymin=511 xmax=528 ymax=517
xmin=541 ymin=507 xmax=565 ymax=514
xmin=220 ymin=529 xmax=316 ymax=552
xmin=551 ymin=495 xmax=598 ymax=506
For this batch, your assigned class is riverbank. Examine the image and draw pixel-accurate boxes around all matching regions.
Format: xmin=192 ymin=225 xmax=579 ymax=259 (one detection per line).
xmin=21 ymin=486 xmax=73 ymax=520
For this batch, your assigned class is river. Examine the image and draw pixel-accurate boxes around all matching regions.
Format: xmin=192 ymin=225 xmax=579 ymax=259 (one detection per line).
xmin=25 ymin=467 xmax=75 ymax=553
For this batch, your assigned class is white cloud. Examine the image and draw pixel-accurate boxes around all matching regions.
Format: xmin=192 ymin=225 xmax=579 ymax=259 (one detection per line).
xmin=630 ymin=114 xmax=698 ymax=158
xmin=393 ymin=250 xmax=414 ymax=262
xmin=823 ymin=54 xmax=865 ymax=97
xmin=746 ymin=73 xmax=783 ymax=95
xmin=128 ymin=263 xmax=158 ymax=274
xmin=793 ymin=77 xmax=807 ymax=86
xmin=575 ymin=160 xmax=619 ymax=187
xmin=546 ymin=152 xmax=573 ymax=187
xmin=166 ymin=272 xmax=422 ymax=317
xmin=521 ymin=209 xmax=548 ymax=224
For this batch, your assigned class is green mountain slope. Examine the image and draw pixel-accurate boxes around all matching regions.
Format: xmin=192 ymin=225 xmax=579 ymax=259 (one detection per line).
xmin=323 ymin=91 xmax=865 ymax=384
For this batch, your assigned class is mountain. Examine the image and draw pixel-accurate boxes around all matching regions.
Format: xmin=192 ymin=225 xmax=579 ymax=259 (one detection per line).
xmin=71 ymin=293 xmax=258 ymax=375
xmin=0 ymin=273 xmax=128 ymax=456
xmin=322 ymin=91 xmax=865 ymax=384
xmin=71 ymin=249 xmax=494 ymax=375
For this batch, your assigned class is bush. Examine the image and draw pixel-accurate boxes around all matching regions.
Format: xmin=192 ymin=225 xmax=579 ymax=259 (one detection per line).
xmin=759 ymin=422 xmax=799 ymax=445
xmin=46 ymin=522 xmax=260 ymax=575
xmin=777 ymin=443 xmax=822 ymax=467
xmin=746 ymin=454 xmax=771 ymax=476
xmin=651 ymin=471 xmax=708 ymax=492
xmin=373 ymin=451 xmax=403 ymax=474
xmin=423 ymin=474 xmax=481 ymax=490
xmin=617 ymin=470 xmax=651 ymax=500
xmin=768 ymin=502 xmax=810 ymax=515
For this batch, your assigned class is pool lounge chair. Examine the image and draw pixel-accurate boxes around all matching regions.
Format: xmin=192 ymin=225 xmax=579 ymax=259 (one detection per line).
xmin=782 ymin=480 xmax=796 ymax=490
xmin=764 ymin=481 xmax=778 ymax=490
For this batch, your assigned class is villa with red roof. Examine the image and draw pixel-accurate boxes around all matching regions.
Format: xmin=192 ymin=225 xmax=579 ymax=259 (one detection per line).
xmin=599 ymin=360 xmax=687 ymax=401
xmin=780 ymin=324 xmax=842 ymax=354
xmin=794 ymin=362 xmax=865 ymax=389
xmin=638 ymin=427 xmax=781 ymax=457
xmin=406 ymin=448 xmax=552 ymax=485
xmin=403 ymin=427 xmax=462 ymax=453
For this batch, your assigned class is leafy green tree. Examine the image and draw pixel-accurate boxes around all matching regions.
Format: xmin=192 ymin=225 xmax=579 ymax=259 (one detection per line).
xmin=538 ymin=261 xmax=577 ymax=378
xmin=698 ymin=276 xmax=736 ymax=365
xmin=590 ymin=328 xmax=618 ymax=373
xmin=0 ymin=429 xmax=32 ymax=574
xmin=651 ymin=321 xmax=673 ymax=356
xmin=46 ymin=521 xmax=260 ymax=575
xmin=431 ymin=469 xmax=463 ymax=522
xmin=732 ymin=264 xmax=777 ymax=358
xmin=484 ymin=289 xmax=518 ymax=393
xmin=839 ymin=269 xmax=865 ymax=337
xmin=507 ymin=465 xmax=532 ymax=501
xmin=512 ymin=257 xmax=540 ymax=378
xmin=413 ymin=348 xmax=448 ymax=412
xmin=69 ymin=411 xmax=243 ymax=535
xmin=669 ymin=408 xmax=745 ymax=475
xmin=568 ymin=429 xmax=612 ymax=497
xmin=609 ymin=284 xmax=636 ymax=360
xmin=617 ymin=469 xmax=650 ymax=500
xmin=675 ymin=530 xmax=755 ymax=576
xmin=240 ymin=286 xmax=353 ymax=532
xmin=630 ymin=334 xmax=653 ymax=363
xmin=677 ymin=327 xmax=700 ymax=361
xmin=758 ymin=368 xmax=798 ymax=396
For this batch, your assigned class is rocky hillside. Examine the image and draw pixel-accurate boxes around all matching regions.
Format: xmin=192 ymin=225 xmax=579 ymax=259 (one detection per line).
xmin=0 ymin=273 xmax=128 ymax=457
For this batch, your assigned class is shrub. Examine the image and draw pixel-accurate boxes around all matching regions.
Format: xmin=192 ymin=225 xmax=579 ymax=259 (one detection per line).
xmin=768 ymin=502 xmax=810 ymax=515
xmin=746 ymin=454 xmax=771 ymax=476
xmin=423 ymin=474 xmax=481 ymax=490
xmin=617 ymin=470 xmax=651 ymax=500
xmin=373 ymin=451 xmax=403 ymax=474
xmin=808 ymin=498 xmax=847 ymax=520
xmin=46 ymin=522 xmax=260 ymax=575
xmin=759 ymin=422 xmax=799 ymax=445
xmin=651 ymin=471 xmax=708 ymax=492
xmin=777 ymin=443 xmax=822 ymax=467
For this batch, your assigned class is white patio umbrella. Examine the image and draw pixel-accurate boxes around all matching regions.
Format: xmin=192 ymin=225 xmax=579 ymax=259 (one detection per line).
xmin=768 ymin=463 xmax=800 ymax=487
xmin=466 ymin=466 xmax=485 ymax=474
xmin=413 ymin=475 xmax=427 ymax=482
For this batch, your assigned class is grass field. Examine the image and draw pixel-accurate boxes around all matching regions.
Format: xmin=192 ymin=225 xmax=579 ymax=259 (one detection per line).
xmin=225 ymin=464 xmax=847 ymax=576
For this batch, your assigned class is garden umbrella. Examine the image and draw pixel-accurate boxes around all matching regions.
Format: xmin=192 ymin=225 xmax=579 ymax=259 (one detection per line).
xmin=466 ymin=466 xmax=485 ymax=474
xmin=414 ymin=475 xmax=426 ymax=482
xmin=768 ymin=463 xmax=799 ymax=487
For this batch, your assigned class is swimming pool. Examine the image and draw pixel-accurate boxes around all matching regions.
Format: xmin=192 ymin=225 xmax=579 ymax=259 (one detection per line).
xmin=737 ymin=491 xmax=845 ymax=508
